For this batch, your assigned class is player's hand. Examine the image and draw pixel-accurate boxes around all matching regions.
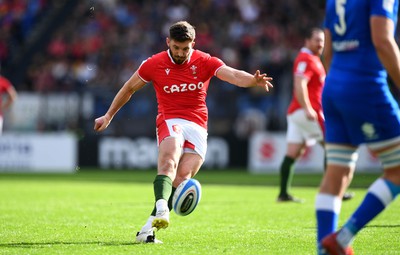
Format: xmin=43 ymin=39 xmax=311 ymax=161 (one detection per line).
xmin=305 ymin=108 xmax=318 ymax=121
xmin=254 ymin=70 xmax=273 ymax=92
xmin=94 ymin=115 xmax=111 ymax=132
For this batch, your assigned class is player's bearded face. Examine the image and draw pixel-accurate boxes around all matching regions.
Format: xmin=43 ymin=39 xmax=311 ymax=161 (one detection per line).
xmin=168 ymin=39 xmax=194 ymax=64
xmin=309 ymin=32 xmax=325 ymax=56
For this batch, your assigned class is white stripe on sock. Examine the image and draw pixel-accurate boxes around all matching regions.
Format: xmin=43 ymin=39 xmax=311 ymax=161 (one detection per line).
xmin=315 ymin=193 xmax=342 ymax=214
xmin=337 ymin=227 xmax=354 ymax=248
xmin=368 ymin=178 xmax=393 ymax=206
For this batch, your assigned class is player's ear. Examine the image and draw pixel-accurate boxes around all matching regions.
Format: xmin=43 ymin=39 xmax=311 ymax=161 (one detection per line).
xmin=166 ymin=37 xmax=170 ymax=47
xmin=191 ymin=41 xmax=195 ymax=48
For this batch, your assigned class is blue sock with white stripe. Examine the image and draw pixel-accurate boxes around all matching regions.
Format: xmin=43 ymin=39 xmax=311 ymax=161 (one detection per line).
xmin=336 ymin=178 xmax=400 ymax=247
xmin=316 ymin=194 xmax=342 ymax=253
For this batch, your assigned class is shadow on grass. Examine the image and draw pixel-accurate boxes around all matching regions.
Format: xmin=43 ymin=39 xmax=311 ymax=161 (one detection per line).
xmin=366 ymin=224 xmax=400 ymax=229
xmin=0 ymin=241 xmax=148 ymax=248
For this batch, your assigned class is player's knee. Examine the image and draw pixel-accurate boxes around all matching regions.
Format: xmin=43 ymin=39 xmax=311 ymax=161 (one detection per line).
xmin=159 ymin=158 xmax=178 ymax=176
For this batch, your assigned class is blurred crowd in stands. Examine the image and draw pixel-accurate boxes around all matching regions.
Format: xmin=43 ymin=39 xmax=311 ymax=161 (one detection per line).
xmin=0 ymin=0 xmax=326 ymax=137
xmin=0 ymin=0 xmax=48 ymax=67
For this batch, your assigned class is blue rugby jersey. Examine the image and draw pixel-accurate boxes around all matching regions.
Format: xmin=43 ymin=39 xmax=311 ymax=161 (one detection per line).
xmin=324 ymin=0 xmax=399 ymax=83
xmin=322 ymin=0 xmax=400 ymax=145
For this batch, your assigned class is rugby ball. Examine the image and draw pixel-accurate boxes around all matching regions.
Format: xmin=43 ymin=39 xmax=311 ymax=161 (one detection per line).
xmin=173 ymin=178 xmax=202 ymax=216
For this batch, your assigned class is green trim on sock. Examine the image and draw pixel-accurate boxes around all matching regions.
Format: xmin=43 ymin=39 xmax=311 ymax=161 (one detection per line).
xmin=279 ymin=156 xmax=296 ymax=196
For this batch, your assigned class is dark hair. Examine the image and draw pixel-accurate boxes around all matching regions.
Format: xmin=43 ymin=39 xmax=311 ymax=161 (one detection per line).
xmin=169 ymin=21 xmax=196 ymax=42
xmin=304 ymin=27 xmax=323 ymax=40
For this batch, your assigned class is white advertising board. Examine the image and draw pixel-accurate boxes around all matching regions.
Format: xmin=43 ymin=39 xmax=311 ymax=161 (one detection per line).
xmin=98 ymin=136 xmax=229 ymax=169
xmin=248 ymin=132 xmax=381 ymax=174
xmin=0 ymin=133 xmax=77 ymax=172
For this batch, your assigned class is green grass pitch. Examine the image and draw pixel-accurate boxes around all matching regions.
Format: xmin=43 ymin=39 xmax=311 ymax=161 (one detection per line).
xmin=0 ymin=169 xmax=399 ymax=255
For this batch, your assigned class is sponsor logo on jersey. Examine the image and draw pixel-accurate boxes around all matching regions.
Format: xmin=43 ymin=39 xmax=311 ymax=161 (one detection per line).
xmin=333 ymin=40 xmax=359 ymax=52
xmin=163 ymin=82 xmax=205 ymax=93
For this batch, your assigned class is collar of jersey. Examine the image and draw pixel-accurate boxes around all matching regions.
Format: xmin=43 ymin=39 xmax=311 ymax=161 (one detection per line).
xmin=167 ymin=49 xmax=193 ymax=65
xmin=300 ymin=47 xmax=313 ymax=55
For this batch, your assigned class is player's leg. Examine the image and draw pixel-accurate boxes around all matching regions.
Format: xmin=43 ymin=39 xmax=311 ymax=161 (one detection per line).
xmin=277 ymin=111 xmax=306 ymax=202
xmin=278 ymin=109 xmax=323 ymax=202
xmin=168 ymin=152 xmax=203 ymax=209
xmin=167 ymin=119 xmax=206 ymax=211
xmin=316 ymin=144 xmax=357 ymax=254
xmin=0 ymin=116 xmax=3 ymax=135
xmin=151 ymin=136 xmax=183 ymax=229
xmin=136 ymin=136 xmax=182 ymax=243
xmin=316 ymin=81 xmax=361 ymax=253
xmin=173 ymin=152 xmax=202 ymax=190
xmin=277 ymin=142 xmax=304 ymax=202
xmin=320 ymin=142 xmax=355 ymax=202
xmin=319 ymin=141 xmax=355 ymax=202
xmin=136 ymin=119 xmax=185 ymax=243
xmin=139 ymin=119 xmax=206 ymax=242
xmin=322 ymin=139 xmax=400 ymax=253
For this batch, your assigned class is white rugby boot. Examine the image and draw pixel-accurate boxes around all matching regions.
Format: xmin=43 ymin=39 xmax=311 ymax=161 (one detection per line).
xmin=152 ymin=199 xmax=170 ymax=230
xmin=135 ymin=227 xmax=163 ymax=244
xmin=152 ymin=208 xmax=170 ymax=230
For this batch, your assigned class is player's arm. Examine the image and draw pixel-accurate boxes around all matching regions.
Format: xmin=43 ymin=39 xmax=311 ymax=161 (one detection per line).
xmin=293 ymin=75 xmax=317 ymax=121
xmin=94 ymin=71 xmax=146 ymax=131
xmin=371 ymin=16 xmax=400 ymax=88
xmin=2 ymin=85 xmax=17 ymax=110
xmin=322 ymin=28 xmax=333 ymax=72
xmin=216 ymin=65 xmax=273 ymax=91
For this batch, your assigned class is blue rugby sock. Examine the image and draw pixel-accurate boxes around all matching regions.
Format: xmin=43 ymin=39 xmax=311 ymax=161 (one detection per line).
xmin=316 ymin=194 xmax=341 ymax=253
xmin=337 ymin=178 xmax=400 ymax=247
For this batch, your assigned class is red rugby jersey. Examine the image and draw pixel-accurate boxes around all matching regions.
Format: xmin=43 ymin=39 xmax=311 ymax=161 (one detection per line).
xmin=138 ymin=49 xmax=225 ymax=129
xmin=287 ymin=48 xmax=326 ymax=117
xmin=0 ymin=76 xmax=12 ymax=116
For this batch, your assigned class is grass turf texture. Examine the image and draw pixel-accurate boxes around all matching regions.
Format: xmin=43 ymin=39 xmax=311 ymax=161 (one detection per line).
xmin=0 ymin=169 xmax=399 ymax=255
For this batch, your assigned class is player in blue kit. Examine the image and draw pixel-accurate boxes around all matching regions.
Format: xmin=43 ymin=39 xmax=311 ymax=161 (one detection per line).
xmin=316 ymin=0 xmax=400 ymax=254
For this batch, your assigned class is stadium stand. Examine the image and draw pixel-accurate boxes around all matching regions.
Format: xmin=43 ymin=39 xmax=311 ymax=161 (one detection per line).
xmin=0 ymin=0 xmax=325 ymax=137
